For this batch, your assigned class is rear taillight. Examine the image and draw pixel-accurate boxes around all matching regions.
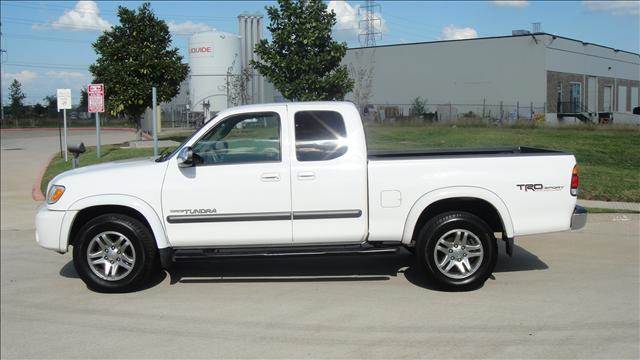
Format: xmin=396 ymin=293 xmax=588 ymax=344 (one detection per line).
xmin=570 ymin=165 xmax=579 ymax=196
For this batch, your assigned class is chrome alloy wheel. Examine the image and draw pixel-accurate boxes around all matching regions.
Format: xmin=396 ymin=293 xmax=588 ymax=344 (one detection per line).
xmin=433 ymin=229 xmax=484 ymax=279
xmin=86 ymin=231 xmax=136 ymax=281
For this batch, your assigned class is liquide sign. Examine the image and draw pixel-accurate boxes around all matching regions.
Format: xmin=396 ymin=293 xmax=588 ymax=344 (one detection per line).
xmin=88 ymin=83 xmax=105 ymax=113
xmin=189 ymin=45 xmax=213 ymax=58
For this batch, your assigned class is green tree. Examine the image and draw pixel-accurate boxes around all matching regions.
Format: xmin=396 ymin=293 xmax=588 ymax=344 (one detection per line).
xmin=251 ymin=0 xmax=353 ymax=101
xmin=409 ymin=97 xmax=427 ymax=117
xmin=33 ymin=103 xmax=47 ymax=117
xmin=79 ymin=87 xmax=88 ymax=111
xmin=43 ymin=94 xmax=57 ymax=117
xmin=89 ymin=2 xmax=189 ymax=129
xmin=8 ymin=79 xmax=26 ymax=119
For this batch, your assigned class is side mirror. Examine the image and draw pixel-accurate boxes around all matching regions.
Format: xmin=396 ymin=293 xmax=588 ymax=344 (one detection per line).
xmin=177 ymin=146 xmax=194 ymax=168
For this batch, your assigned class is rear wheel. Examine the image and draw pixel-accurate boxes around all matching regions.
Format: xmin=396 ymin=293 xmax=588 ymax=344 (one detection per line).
xmin=73 ymin=214 xmax=159 ymax=292
xmin=416 ymin=211 xmax=497 ymax=291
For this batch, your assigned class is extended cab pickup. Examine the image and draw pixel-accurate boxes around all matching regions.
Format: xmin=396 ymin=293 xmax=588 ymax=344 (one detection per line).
xmin=36 ymin=102 xmax=587 ymax=292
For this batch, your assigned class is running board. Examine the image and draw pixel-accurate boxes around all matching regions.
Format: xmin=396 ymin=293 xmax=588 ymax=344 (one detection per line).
xmin=171 ymin=243 xmax=400 ymax=262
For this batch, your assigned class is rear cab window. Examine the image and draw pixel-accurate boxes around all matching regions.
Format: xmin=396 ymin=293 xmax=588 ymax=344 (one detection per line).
xmin=294 ymin=111 xmax=347 ymax=161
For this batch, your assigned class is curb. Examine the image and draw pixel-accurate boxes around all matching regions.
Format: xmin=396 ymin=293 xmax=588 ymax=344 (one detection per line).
xmin=31 ymin=131 xmax=153 ymax=202
xmin=32 ymin=152 xmax=59 ymax=202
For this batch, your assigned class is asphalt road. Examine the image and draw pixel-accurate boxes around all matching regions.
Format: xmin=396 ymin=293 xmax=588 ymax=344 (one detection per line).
xmin=1 ymin=129 xmax=639 ymax=359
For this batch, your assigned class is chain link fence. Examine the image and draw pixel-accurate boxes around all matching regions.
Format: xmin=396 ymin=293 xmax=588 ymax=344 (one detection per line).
xmin=361 ymin=102 xmax=547 ymax=125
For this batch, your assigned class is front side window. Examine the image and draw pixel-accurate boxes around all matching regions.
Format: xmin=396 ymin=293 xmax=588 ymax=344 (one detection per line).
xmin=192 ymin=112 xmax=281 ymax=165
xmin=294 ymin=111 xmax=347 ymax=161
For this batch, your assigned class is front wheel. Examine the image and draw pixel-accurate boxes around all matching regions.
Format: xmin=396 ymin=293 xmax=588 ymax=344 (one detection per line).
xmin=73 ymin=214 xmax=160 ymax=292
xmin=416 ymin=212 xmax=497 ymax=291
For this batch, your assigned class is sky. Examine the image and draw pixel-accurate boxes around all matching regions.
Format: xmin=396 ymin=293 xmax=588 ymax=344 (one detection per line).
xmin=1 ymin=0 xmax=639 ymax=105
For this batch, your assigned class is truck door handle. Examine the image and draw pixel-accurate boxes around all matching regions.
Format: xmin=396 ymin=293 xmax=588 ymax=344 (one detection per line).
xmin=297 ymin=171 xmax=315 ymax=180
xmin=260 ymin=173 xmax=280 ymax=182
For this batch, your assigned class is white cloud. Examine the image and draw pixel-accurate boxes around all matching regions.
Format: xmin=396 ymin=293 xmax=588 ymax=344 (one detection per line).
xmin=327 ymin=1 xmax=388 ymax=43
xmin=582 ymin=1 xmax=639 ymax=16
xmin=441 ymin=25 xmax=478 ymax=40
xmin=46 ymin=71 xmax=87 ymax=78
xmin=492 ymin=1 xmax=530 ymax=7
xmin=2 ymin=70 xmax=92 ymax=105
xmin=34 ymin=1 xmax=112 ymax=32
xmin=167 ymin=21 xmax=213 ymax=35
xmin=2 ymin=70 xmax=38 ymax=84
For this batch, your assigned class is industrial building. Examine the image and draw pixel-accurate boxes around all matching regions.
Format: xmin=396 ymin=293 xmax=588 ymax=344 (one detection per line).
xmin=342 ymin=32 xmax=640 ymax=124
xmin=156 ymin=21 xmax=639 ymax=129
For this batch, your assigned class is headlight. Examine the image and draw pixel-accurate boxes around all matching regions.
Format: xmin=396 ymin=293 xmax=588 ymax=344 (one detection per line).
xmin=47 ymin=185 xmax=65 ymax=204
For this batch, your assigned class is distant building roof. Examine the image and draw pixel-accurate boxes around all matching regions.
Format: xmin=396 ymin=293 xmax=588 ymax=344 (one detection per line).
xmin=347 ymin=32 xmax=640 ymax=57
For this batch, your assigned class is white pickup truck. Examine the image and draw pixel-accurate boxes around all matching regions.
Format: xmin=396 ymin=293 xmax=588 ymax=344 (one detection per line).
xmin=36 ymin=102 xmax=586 ymax=292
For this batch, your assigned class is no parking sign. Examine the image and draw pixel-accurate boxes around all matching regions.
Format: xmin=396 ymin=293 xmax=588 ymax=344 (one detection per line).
xmin=88 ymin=84 xmax=104 ymax=113
xmin=88 ymin=84 xmax=105 ymax=157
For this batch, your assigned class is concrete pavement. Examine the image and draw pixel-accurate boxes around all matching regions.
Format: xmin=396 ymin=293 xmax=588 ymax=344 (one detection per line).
xmin=1 ymin=129 xmax=639 ymax=359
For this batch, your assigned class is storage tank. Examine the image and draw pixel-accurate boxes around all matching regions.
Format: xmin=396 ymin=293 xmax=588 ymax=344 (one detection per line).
xmin=238 ymin=13 xmax=264 ymax=104
xmin=188 ymin=31 xmax=241 ymax=116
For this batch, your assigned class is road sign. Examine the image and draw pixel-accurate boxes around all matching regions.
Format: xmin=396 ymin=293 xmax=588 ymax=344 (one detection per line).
xmin=88 ymin=83 xmax=105 ymax=113
xmin=56 ymin=89 xmax=71 ymax=162
xmin=56 ymin=89 xmax=72 ymax=110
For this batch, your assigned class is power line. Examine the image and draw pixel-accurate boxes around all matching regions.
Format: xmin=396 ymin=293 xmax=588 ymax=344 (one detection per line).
xmin=1 ymin=2 xmax=238 ymax=21
xmin=3 ymin=33 xmax=95 ymax=44
xmin=3 ymin=62 xmax=90 ymax=70
xmin=2 ymin=17 xmax=109 ymax=31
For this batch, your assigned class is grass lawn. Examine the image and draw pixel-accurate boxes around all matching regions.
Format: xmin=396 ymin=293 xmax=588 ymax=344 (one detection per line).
xmin=42 ymin=124 xmax=640 ymax=203
xmin=40 ymin=145 xmax=170 ymax=196
xmin=365 ymin=124 xmax=640 ymax=202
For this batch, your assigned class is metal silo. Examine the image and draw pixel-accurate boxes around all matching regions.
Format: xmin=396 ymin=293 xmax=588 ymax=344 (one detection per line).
xmin=188 ymin=30 xmax=241 ymax=117
xmin=238 ymin=12 xmax=264 ymax=104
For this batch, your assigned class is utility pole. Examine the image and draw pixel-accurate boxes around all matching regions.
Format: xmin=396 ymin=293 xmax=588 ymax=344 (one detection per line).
xmin=358 ymin=0 xmax=382 ymax=47
xmin=0 ymin=21 xmax=7 ymax=121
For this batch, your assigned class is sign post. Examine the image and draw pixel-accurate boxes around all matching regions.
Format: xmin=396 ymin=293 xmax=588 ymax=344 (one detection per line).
xmin=88 ymin=84 xmax=105 ymax=158
xmin=56 ymin=89 xmax=72 ymax=162
xmin=152 ymin=86 xmax=158 ymax=157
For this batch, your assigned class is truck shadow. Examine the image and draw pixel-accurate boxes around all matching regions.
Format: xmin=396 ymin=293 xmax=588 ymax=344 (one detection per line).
xmin=60 ymin=243 xmax=547 ymax=292
xmin=59 ymin=261 xmax=167 ymax=293
xmin=167 ymin=242 xmax=548 ymax=291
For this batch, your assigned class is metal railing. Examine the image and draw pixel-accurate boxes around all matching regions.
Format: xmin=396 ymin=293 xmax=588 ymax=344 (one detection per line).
xmin=557 ymin=101 xmax=588 ymax=114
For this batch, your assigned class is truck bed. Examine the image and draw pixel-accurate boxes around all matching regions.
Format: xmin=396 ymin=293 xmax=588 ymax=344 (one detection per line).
xmin=368 ymin=147 xmax=568 ymax=160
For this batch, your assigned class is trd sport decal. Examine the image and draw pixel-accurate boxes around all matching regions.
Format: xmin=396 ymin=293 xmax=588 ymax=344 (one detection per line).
xmin=516 ymin=184 xmax=565 ymax=192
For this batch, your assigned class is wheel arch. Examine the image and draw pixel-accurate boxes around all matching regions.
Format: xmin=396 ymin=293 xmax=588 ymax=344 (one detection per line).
xmin=402 ymin=186 xmax=514 ymax=245
xmin=64 ymin=195 xmax=170 ymax=251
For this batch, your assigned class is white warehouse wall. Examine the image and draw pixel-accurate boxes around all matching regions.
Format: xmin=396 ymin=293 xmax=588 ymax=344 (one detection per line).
xmin=343 ymin=35 xmax=548 ymax=106
xmin=544 ymin=35 xmax=640 ymax=81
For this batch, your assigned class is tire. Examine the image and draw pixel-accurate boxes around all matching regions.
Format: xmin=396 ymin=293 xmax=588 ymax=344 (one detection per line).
xmin=416 ymin=211 xmax=497 ymax=291
xmin=73 ymin=214 xmax=159 ymax=292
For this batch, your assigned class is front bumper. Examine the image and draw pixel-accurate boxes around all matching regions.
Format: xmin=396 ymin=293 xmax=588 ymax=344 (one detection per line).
xmin=570 ymin=205 xmax=587 ymax=230
xmin=35 ymin=204 xmax=73 ymax=253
